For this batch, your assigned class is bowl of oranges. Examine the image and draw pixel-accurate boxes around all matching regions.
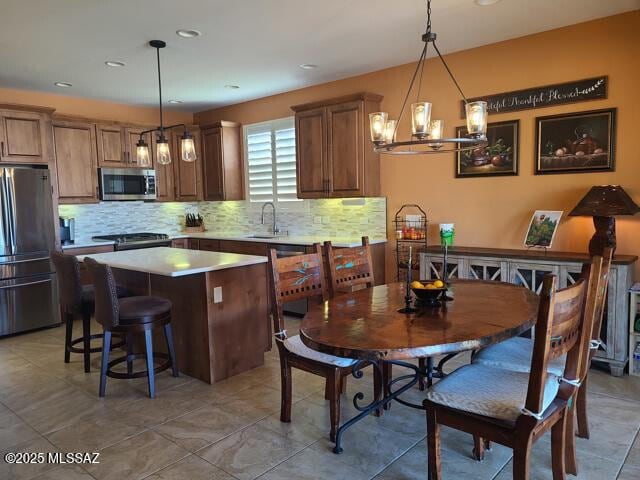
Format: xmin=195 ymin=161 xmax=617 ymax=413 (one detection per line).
xmin=410 ymin=280 xmax=447 ymax=306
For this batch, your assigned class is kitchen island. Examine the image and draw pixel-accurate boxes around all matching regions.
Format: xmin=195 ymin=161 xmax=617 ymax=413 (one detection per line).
xmin=78 ymin=247 xmax=269 ymax=384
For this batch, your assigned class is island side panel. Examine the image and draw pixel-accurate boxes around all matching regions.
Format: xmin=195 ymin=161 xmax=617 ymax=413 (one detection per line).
xmin=148 ymin=272 xmax=213 ymax=383
xmin=207 ymin=263 xmax=269 ymax=382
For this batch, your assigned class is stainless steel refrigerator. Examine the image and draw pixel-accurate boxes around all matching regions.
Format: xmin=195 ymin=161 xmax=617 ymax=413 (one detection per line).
xmin=0 ymin=166 xmax=59 ymax=336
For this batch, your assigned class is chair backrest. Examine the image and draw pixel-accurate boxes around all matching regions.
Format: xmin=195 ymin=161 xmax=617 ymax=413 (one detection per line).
xmin=324 ymin=236 xmax=374 ymax=297
xmin=524 ymin=253 xmax=605 ymax=417
xmin=268 ymin=243 xmax=328 ymax=336
xmin=588 ymin=247 xmax=613 ymax=361
xmin=50 ymin=250 xmax=83 ymax=313
xmin=84 ymin=257 xmax=120 ymax=329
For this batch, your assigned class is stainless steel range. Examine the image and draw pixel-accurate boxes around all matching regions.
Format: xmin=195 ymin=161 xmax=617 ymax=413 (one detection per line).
xmin=92 ymin=233 xmax=171 ymax=251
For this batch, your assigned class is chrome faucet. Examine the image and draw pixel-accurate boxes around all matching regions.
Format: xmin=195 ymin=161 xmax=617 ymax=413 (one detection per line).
xmin=261 ymin=202 xmax=281 ymax=235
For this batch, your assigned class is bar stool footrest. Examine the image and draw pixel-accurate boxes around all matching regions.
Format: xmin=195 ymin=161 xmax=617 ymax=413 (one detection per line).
xmin=68 ymin=333 xmax=125 ymax=354
xmin=106 ymin=352 xmax=172 ymax=379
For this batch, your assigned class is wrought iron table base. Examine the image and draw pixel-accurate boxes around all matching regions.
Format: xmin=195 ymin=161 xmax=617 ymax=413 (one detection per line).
xmin=333 ymin=354 xmax=459 ymax=454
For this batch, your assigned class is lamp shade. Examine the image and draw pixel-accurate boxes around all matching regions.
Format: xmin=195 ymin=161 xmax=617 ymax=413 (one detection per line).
xmin=569 ymin=185 xmax=640 ymax=217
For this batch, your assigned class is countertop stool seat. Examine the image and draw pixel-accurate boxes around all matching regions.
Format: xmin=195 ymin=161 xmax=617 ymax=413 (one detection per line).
xmin=51 ymin=251 xmax=126 ymax=373
xmin=84 ymin=257 xmax=178 ymax=399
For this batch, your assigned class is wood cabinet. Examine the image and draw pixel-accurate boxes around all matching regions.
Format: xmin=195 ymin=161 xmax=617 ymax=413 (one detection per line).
xmin=97 ymin=124 xmax=153 ymax=168
xmin=52 ymin=120 xmax=99 ymax=204
xmin=172 ymin=126 xmax=202 ymax=201
xmin=201 ymin=122 xmax=243 ymax=201
xmin=419 ymin=246 xmax=637 ymax=376
xmin=0 ymin=108 xmax=51 ymax=164
xmin=218 ymin=240 xmax=267 ymax=256
xmin=198 ymin=239 xmax=220 ymax=252
xmin=292 ymin=92 xmax=382 ymax=198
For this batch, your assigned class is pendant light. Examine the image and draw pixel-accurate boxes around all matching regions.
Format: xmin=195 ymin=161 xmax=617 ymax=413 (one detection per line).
xmin=136 ymin=40 xmax=197 ymax=166
xmin=368 ymin=0 xmax=488 ymax=155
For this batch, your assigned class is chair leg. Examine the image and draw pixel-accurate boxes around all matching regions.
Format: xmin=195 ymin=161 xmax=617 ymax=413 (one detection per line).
xmin=373 ymin=361 xmax=383 ymax=417
xmin=418 ymin=357 xmax=427 ymax=391
xmin=565 ymin=400 xmax=578 ymax=476
xmin=126 ymin=333 xmax=133 ymax=376
xmin=426 ymin=408 xmax=442 ymax=480
xmin=576 ymin=376 xmax=589 ymax=439
xmin=98 ymin=330 xmax=111 ymax=398
xmin=551 ymin=412 xmax=567 ymax=480
xmin=82 ymin=312 xmax=91 ymax=373
xmin=280 ymin=357 xmax=292 ymax=423
xmin=340 ymin=376 xmax=347 ymax=395
xmin=382 ymin=362 xmax=392 ymax=411
xmin=144 ymin=330 xmax=155 ymax=399
xmin=473 ymin=435 xmax=485 ymax=461
xmin=513 ymin=441 xmax=532 ymax=480
xmin=64 ymin=313 xmax=73 ymax=364
xmin=163 ymin=324 xmax=179 ymax=377
xmin=328 ymin=370 xmax=341 ymax=443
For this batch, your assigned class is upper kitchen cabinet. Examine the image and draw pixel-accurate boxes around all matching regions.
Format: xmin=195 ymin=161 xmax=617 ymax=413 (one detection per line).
xmin=97 ymin=124 xmax=152 ymax=168
xmin=52 ymin=120 xmax=99 ymax=204
xmin=292 ymin=92 xmax=382 ymax=198
xmin=201 ymin=121 xmax=243 ymax=201
xmin=171 ymin=126 xmax=202 ymax=202
xmin=0 ymin=106 xmax=53 ymax=165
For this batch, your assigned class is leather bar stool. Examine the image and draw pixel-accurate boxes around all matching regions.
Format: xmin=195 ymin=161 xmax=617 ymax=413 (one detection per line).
xmin=84 ymin=257 xmax=178 ymax=399
xmin=51 ymin=251 xmax=126 ymax=373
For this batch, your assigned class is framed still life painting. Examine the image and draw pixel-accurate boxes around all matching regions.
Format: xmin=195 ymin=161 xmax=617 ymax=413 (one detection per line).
xmin=456 ymin=120 xmax=519 ymax=178
xmin=535 ymin=108 xmax=616 ymax=174
xmin=524 ymin=210 xmax=563 ymax=248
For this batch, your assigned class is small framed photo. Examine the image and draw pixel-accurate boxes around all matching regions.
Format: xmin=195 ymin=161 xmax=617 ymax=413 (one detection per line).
xmin=524 ymin=210 xmax=563 ymax=248
xmin=456 ymin=120 xmax=519 ymax=178
xmin=535 ymin=108 xmax=616 ymax=175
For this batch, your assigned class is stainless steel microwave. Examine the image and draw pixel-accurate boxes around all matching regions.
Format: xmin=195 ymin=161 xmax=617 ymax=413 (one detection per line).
xmin=98 ymin=168 xmax=156 ymax=201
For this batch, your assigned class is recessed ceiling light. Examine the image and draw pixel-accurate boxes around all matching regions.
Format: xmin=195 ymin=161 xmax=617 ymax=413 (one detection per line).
xmin=54 ymin=82 xmax=72 ymax=88
xmin=176 ymin=29 xmax=201 ymax=38
xmin=224 ymin=85 xmax=240 ymax=89
xmin=168 ymin=99 xmax=183 ymax=104
xmin=474 ymin=0 xmax=501 ymax=5
xmin=299 ymin=63 xmax=318 ymax=70
xmin=105 ymin=61 xmax=126 ymax=67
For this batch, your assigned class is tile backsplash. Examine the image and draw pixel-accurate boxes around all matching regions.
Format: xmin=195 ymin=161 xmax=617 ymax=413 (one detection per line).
xmin=59 ymin=198 xmax=387 ymax=241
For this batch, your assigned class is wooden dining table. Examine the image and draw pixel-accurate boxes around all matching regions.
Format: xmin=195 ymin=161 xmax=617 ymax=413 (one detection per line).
xmin=299 ymin=279 xmax=539 ymax=453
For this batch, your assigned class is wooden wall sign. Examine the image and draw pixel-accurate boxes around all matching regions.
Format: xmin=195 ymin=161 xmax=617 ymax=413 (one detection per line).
xmin=460 ymin=76 xmax=607 ymax=117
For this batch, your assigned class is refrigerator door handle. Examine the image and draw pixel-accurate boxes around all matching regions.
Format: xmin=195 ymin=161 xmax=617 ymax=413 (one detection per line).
xmin=3 ymin=170 xmax=17 ymax=254
xmin=0 ymin=278 xmax=52 ymax=290
xmin=0 ymin=171 xmax=9 ymax=254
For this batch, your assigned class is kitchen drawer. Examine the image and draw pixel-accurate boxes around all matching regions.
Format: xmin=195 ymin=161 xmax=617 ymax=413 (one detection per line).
xmin=218 ymin=240 xmax=267 ymax=256
xmin=199 ymin=239 xmax=220 ymax=252
xmin=171 ymin=239 xmax=189 ymax=249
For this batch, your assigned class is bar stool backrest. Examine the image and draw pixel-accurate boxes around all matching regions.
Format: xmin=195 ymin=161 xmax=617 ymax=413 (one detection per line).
xmin=84 ymin=257 xmax=120 ymax=329
xmin=51 ymin=251 xmax=83 ymax=314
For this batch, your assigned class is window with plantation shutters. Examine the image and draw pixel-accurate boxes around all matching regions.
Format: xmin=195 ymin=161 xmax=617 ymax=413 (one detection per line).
xmin=245 ymin=118 xmax=299 ymax=203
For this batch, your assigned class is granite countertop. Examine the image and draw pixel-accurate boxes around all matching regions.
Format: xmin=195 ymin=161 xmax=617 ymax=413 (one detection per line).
xmin=62 ymin=233 xmax=387 ymax=250
xmin=172 ymin=232 xmax=388 ymax=248
xmin=76 ymin=247 xmax=267 ymax=277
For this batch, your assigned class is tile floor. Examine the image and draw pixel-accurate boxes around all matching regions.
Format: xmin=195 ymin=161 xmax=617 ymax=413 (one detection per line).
xmin=0 ymin=317 xmax=639 ymax=479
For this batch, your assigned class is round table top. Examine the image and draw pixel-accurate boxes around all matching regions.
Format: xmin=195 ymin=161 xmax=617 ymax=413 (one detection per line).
xmin=300 ymin=280 xmax=539 ymax=361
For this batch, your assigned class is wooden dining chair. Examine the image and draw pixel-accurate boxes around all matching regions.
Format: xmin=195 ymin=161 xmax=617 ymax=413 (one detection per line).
xmin=268 ymin=244 xmax=361 ymax=442
xmin=324 ymin=237 xmax=374 ymax=296
xmin=470 ymin=249 xmax=612 ymax=474
xmin=423 ymin=261 xmax=598 ymax=480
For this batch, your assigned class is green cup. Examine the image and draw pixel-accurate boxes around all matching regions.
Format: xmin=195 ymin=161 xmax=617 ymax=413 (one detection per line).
xmin=439 ymin=223 xmax=455 ymax=247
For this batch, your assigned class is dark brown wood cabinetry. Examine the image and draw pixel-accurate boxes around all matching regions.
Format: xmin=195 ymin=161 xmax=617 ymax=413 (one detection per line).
xmin=0 ymin=108 xmax=52 ymax=164
xmin=97 ymin=124 xmax=154 ymax=168
xmin=201 ymin=121 xmax=244 ymax=201
xmin=292 ymin=92 xmax=382 ymax=198
xmin=172 ymin=126 xmax=202 ymax=201
xmin=52 ymin=120 xmax=99 ymax=203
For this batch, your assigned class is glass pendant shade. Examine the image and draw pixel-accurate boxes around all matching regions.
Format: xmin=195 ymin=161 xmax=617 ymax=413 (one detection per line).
xmin=429 ymin=120 xmax=444 ymax=149
xmin=156 ymin=136 xmax=172 ymax=165
xmin=136 ymin=138 xmax=151 ymax=167
xmin=465 ymin=101 xmax=488 ymax=137
xmin=369 ymin=112 xmax=388 ymax=144
xmin=181 ymin=135 xmax=197 ymax=162
xmin=411 ymin=102 xmax=432 ymax=138
xmin=383 ymin=119 xmax=398 ymax=144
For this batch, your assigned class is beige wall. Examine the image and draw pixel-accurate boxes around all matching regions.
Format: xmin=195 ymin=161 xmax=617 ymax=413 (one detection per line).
xmin=0 ymin=87 xmax=192 ymax=125
xmin=195 ymin=11 xmax=640 ymax=281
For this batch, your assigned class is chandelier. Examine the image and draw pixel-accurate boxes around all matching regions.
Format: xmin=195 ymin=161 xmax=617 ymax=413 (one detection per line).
xmin=135 ymin=40 xmax=196 ymax=166
xmin=369 ymin=0 xmax=488 ymax=155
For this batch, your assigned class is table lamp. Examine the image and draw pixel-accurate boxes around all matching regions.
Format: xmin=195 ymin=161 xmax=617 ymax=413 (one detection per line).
xmin=569 ymin=185 xmax=639 ymax=256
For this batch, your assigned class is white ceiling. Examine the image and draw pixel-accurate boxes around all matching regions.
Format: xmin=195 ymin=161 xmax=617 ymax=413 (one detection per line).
xmin=0 ymin=0 xmax=637 ymax=113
